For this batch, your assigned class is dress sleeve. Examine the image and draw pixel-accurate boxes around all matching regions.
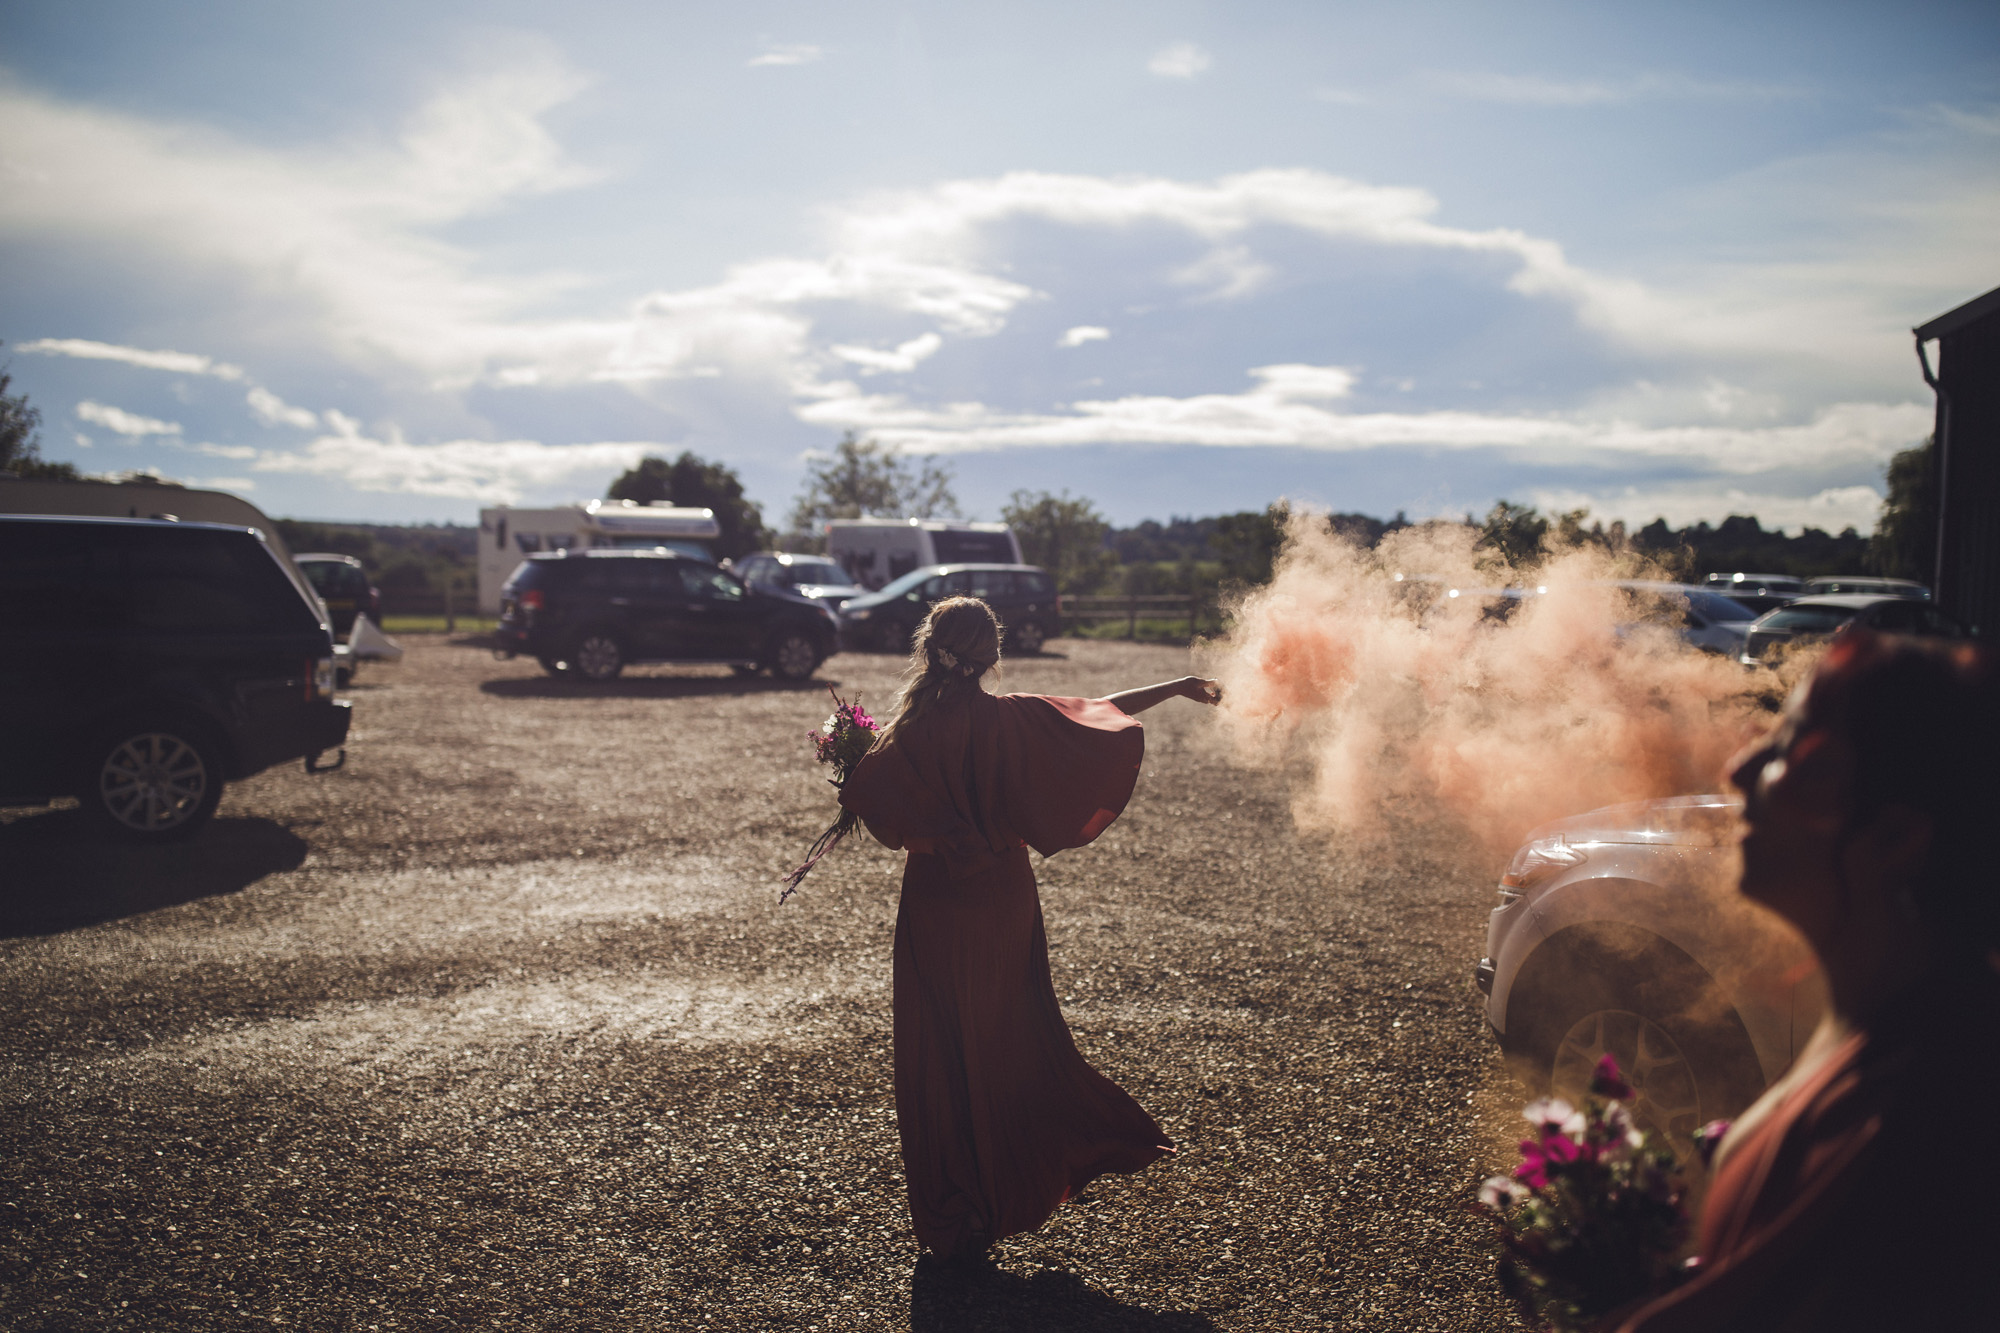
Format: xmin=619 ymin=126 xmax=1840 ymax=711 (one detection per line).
xmin=989 ymin=694 xmax=1145 ymax=856
xmin=838 ymin=743 xmax=943 ymax=855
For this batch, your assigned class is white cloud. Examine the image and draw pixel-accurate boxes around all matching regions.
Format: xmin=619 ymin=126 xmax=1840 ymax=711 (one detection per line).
xmin=748 ymin=44 xmax=824 ymax=68
xmin=250 ymin=415 xmax=658 ymax=503
xmin=1058 ymin=326 xmax=1110 ymax=348
xmin=76 ymin=400 xmax=182 ymax=438
xmin=21 ymin=338 xmax=244 ymax=380
xmin=1529 ymin=483 xmax=1887 ymax=536
xmin=829 ymin=332 xmax=942 ymax=375
xmin=1149 ymin=43 xmax=1212 ymax=79
xmin=1429 ymin=70 xmax=1802 ymax=106
xmin=245 ymin=387 xmax=320 ymax=430
xmin=798 ymin=360 xmax=1928 ymax=475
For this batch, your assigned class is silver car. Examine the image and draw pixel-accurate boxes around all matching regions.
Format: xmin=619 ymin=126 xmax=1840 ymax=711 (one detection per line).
xmin=1476 ymin=796 xmax=1825 ymax=1153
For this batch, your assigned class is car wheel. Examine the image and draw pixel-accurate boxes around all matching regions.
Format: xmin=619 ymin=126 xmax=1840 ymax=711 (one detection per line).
xmin=1502 ymin=924 xmax=1765 ymax=1161
xmin=82 ymin=722 xmax=225 ymax=842
xmin=765 ymin=631 xmax=822 ymax=681
xmin=1009 ymin=619 xmax=1046 ymax=655
xmin=572 ymin=632 xmax=624 ymax=682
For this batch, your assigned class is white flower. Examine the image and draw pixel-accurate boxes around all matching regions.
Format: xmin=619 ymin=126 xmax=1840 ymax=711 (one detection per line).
xmin=1479 ymin=1176 xmax=1523 ymax=1210
xmin=1522 ymin=1097 xmax=1575 ymax=1129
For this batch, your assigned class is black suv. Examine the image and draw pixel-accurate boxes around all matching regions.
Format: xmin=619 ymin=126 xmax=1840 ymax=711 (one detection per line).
xmin=495 ymin=548 xmax=839 ymax=682
xmin=0 ymin=515 xmax=352 ymax=841
xmin=295 ymin=552 xmax=381 ymax=636
xmin=836 ymin=564 xmax=1061 ymax=654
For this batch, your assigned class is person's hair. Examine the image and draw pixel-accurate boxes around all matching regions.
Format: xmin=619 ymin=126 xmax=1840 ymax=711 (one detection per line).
xmin=1807 ymin=628 xmax=2000 ymax=953
xmin=873 ymin=597 xmax=1002 ymax=749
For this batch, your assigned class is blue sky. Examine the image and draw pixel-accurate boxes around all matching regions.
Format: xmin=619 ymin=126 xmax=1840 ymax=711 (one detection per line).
xmin=3 ymin=1 xmax=1995 ymax=532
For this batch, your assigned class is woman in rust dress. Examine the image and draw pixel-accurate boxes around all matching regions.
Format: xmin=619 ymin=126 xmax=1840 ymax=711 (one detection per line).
xmin=1618 ymin=629 xmax=2000 ymax=1331
xmin=838 ymin=596 xmax=1219 ymax=1259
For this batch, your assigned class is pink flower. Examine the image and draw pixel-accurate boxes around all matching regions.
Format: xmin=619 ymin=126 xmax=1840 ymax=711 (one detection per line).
xmin=1589 ymin=1052 xmax=1633 ymax=1100
xmin=1515 ymin=1130 xmax=1582 ymax=1189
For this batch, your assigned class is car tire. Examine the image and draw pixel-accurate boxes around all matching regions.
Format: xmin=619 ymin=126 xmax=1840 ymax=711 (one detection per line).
xmin=764 ymin=631 xmax=822 ymax=681
xmin=1501 ymin=923 xmax=1765 ymax=1160
xmin=1008 ymin=619 xmax=1047 ymax=655
xmin=79 ymin=720 xmax=226 ymax=842
xmin=571 ymin=632 xmax=624 ymax=682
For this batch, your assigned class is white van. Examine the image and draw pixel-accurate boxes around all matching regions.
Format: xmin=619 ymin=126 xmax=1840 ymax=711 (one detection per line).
xmin=824 ymin=519 xmax=1022 ymax=590
xmin=477 ymin=501 xmax=721 ymax=614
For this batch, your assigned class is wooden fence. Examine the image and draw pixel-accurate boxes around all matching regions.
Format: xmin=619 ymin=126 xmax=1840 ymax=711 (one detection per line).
xmin=1059 ymin=593 xmax=1203 ymax=640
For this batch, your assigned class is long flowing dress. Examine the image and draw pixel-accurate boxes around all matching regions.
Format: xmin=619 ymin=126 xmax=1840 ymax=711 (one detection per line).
xmin=838 ymin=689 xmax=1175 ymax=1256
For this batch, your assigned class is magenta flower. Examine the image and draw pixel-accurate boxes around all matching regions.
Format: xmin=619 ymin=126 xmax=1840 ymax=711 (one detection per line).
xmin=1589 ymin=1052 xmax=1633 ymax=1100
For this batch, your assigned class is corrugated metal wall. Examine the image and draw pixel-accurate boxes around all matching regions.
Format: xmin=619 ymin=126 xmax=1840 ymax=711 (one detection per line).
xmin=1936 ymin=313 xmax=2000 ymax=637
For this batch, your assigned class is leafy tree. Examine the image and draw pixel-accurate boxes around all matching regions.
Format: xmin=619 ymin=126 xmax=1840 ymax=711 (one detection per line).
xmin=1001 ymin=489 xmax=1113 ymax=593
xmin=1209 ymin=505 xmax=1289 ymax=586
xmin=786 ymin=433 xmax=958 ymax=546
xmin=1477 ymin=500 xmax=1549 ymax=569
xmin=0 ymin=346 xmax=81 ymax=481
xmin=607 ymin=451 xmax=773 ymax=560
xmin=1868 ymin=436 xmax=1938 ymax=582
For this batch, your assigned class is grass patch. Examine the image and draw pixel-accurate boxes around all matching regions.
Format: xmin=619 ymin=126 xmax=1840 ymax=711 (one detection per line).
xmin=379 ymin=615 xmax=499 ymax=633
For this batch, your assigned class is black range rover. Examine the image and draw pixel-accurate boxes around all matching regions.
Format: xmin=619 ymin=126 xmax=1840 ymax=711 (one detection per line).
xmin=496 ymin=548 xmax=839 ymax=681
xmin=0 ymin=515 xmax=352 ymax=841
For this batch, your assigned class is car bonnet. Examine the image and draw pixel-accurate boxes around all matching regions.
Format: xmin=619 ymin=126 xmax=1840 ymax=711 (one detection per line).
xmin=1517 ymin=793 xmax=1740 ymax=848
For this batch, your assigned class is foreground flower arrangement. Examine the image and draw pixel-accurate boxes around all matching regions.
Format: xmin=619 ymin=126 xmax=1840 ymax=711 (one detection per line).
xmin=1473 ymin=1055 xmax=1712 ymax=1331
xmin=780 ymin=688 xmax=878 ymax=902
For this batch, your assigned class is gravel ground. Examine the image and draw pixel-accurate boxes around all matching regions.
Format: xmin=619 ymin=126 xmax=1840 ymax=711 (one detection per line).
xmin=0 ymin=635 xmax=1526 ymax=1331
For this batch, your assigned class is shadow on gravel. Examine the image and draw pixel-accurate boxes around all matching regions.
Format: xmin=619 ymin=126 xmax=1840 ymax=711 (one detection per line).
xmin=0 ymin=812 xmax=307 ymax=937
xmin=911 ymin=1261 xmax=1218 ymax=1332
xmin=480 ymin=675 xmax=838 ymax=700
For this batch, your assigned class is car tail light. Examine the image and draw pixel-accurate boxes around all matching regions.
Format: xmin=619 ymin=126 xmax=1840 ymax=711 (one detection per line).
xmin=520 ymin=589 xmax=544 ymax=612
xmin=1499 ymin=834 xmax=1587 ymax=896
xmin=308 ymin=656 xmax=336 ymax=700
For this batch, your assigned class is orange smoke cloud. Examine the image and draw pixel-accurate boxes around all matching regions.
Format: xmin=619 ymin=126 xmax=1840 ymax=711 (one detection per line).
xmin=1205 ymin=515 xmax=1798 ymax=854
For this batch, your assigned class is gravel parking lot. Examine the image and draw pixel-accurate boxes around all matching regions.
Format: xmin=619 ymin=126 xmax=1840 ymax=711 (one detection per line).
xmin=1 ymin=635 xmax=1522 ymax=1332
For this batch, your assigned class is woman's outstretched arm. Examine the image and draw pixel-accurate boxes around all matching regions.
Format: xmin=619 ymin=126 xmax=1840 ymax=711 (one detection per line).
xmin=1104 ymin=676 xmax=1221 ymax=715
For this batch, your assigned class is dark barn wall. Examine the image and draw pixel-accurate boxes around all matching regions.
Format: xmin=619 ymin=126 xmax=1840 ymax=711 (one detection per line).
xmin=1933 ymin=305 xmax=2000 ymax=637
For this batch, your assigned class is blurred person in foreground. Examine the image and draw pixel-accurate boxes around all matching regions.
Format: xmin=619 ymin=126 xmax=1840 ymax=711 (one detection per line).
xmin=837 ymin=597 xmax=1219 ymax=1262
xmin=1620 ymin=629 xmax=2000 ymax=1331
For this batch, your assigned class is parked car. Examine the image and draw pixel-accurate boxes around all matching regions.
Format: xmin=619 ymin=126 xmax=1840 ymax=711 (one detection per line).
xmin=1477 ymin=796 xmax=1823 ymax=1154
xmin=295 ymin=553 xmax=381 ymax=636
xmin=836 ymin=563 xmax=1061 ymax=655
xmin=731 ymin=553 xmax=867 ymax=611
xmin=1739 ymin=594 xmax=1970 ymax=665
xmin=493 ymin=548 xmax=839 ymax=682
xmin=1611 ymin=582 xmax=1760 ymax=655
xmin=1700 ymin=572 xmax=1802 ymax=617
xmin=0 ymin=515 xmax=352 ymax=841
xmin=1801 ymin=575 xmax=1930 ymax=600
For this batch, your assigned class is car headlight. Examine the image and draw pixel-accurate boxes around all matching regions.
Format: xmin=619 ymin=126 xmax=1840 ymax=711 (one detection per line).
xmin=845 ymin=607 xmax=872 ymax=621
xmin=1498 ymin=834 xmax=1586 ymax=897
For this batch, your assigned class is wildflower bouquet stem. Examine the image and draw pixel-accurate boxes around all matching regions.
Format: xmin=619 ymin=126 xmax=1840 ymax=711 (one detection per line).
xmin=780 ymin=686 xmax=878 ymax=903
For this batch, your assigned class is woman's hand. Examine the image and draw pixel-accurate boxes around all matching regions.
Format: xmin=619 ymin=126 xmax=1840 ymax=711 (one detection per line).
xmin=1181 ymin=676 xmax=1222 ymax=705
xmin=1106 ymin=676 xmax=1223 ymax=715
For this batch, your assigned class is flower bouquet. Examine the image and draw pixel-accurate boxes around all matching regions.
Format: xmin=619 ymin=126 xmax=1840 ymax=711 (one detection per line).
xmin=779 ymin=687 xmax=878 ymax=903
xmin=1472 ymin=1055 xmax=1693 ymax=1331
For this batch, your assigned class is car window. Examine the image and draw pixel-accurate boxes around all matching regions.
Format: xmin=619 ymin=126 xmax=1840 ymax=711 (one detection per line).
xmin=1019 ymin=571 xmax=1054 ymax=598
xmin=1687 ymin=591 xmax=1755 ymax=622
xmin=1760 ymin=605 xmax=1858 ymax=634
xmin=679 ymin=564 xmax=744 ymax=602
xmin=0 ymin=523 xmax=135 ymax=631
xmin=124 ymin=529 xmax=312 ymax=632
xmin=876 ymin=567 xmax=935 ymax=598
xmin=1868 ymin=600 xmax=1920 ymax=632
xmin=929 ymin=530 xmax=1016 ymax=563
xmin=964 ymin=569 xmax=1014 ymax=601
xmin=790 ymin=560 xmax=847 ymax=584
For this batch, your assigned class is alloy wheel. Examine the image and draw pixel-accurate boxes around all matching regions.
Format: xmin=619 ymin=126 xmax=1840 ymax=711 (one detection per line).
xmin=98 ymin=732 xmax=210 ymax=834
xmin=575 ymin=634 xmax=623 ymax=681
xmin=772 ymin=634 xmax=819 ymax=680
xmin=1550 ymin=1007 xmax=1702 ymax=1156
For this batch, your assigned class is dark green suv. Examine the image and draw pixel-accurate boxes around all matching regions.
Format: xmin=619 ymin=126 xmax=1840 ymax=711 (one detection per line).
xmin=495 ymin=549 xmax=839 ymax=682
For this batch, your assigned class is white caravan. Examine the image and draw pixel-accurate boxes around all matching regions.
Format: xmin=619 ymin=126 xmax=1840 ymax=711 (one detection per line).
xmin=823 ymin=519 xmax=1022 ymax=590
xmin=476 ymin=500 xmax=722 ymax=614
